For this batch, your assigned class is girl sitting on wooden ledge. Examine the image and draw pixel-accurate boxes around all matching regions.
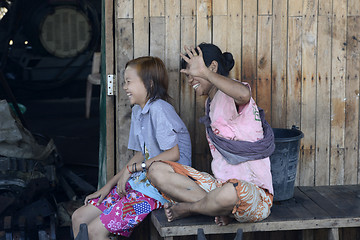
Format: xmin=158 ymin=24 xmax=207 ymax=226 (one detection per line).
xmin=72 ymin=56 xmax=191 ymax=239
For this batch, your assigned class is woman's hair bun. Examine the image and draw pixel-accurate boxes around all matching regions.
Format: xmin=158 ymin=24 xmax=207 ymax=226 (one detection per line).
xmin=223 ymin=52 xmax=235 ymax=72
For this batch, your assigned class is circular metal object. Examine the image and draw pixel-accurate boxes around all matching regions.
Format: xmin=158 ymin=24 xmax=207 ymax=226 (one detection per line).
xmin=39 ymin=6 xmax=92 ymax=58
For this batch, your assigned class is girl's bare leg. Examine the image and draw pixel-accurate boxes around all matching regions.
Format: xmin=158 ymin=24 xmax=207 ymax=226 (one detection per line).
xmin=147 ymin=162 xmax=207 ymax=202
xmin=71 ymin=204 xmax=102 ymax=237
xmin=165 ymin=183 xmax=238 ymax=224
xmin=87 ymin=217 xmax=112 ymax=240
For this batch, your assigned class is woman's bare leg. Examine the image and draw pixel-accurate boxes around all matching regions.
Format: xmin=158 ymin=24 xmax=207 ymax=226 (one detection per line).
xmin=71 ymin=204 xmax=102 ymax=237
xmin=147 ymin=162 xmax=207 ymax=202
xmin=165 ymin=183 xmax=238 ymax=224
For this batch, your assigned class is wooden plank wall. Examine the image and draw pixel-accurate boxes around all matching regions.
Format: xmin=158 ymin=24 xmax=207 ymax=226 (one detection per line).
xmin=113 ymin=0 xmax=360 ymax=186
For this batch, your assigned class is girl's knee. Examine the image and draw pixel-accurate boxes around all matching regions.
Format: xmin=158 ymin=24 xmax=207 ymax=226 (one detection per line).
xmin=71 ymin=208 xmax=82 ymax=224
xmin=87 ymin=219 xmax=109 ymax=239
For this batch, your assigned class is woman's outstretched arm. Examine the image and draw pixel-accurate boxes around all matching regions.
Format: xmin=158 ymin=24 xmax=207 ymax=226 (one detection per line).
xmin=181 ymin=46 xmax=251 ymax=105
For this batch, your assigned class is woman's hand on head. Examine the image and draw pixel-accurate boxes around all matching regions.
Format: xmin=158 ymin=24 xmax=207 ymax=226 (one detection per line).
xmin=180 ymin=46 xmax=209 ymax=79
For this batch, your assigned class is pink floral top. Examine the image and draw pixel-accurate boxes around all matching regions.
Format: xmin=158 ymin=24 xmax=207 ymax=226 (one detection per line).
xmin=208 ymin=83 xmax=273 ymax=194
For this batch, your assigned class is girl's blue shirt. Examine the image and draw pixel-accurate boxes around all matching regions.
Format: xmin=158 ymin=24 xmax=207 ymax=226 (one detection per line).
xmin=127 ymin=99 xmax=191 ymax=203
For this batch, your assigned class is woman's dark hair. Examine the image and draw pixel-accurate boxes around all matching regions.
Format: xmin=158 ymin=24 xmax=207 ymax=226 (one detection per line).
xmin=125 ymin=56 xmax=169 ymax=102
xmin=181 ymin=43 xmax=235 ymax=77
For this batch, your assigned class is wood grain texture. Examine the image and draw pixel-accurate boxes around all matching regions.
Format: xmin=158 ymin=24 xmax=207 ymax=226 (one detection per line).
xmin=315 ymin=15 xmax=331 ymax=186
xmin=227 ymin=0 xmax=242 ymax=81
xmin=116 ymin=0 xmax=133 ymax=18
xmin=258 ymin=0 xmax=272 ymax=16
xmin=271 ymin=0 xmax=287 ymax=128
xmin=151 ymin=185 xmax=360 ymax=237
xmin=330 ymin=0 xmax=347 ymax=185
xmin=288 ymin=0 xmax=303 ymax=17
xmin=115 ymin=18 xmax=134 ymax=172
xmin=109 ymin=0 xmax=360 ymax=201
xmin=344 ymin=16 xmax=360 ymax=184
xmin=299 ymin=0 xmax=317 ymax=186
xmin=257 ymin=15 xmax=272 ymax=122
xmin=165 ymin=0 xmax=181 ymax=112
xmin=242 ymin=0 xmax=258 ymax=101
xmin=134 ymin=0 xmax=149 ymax=58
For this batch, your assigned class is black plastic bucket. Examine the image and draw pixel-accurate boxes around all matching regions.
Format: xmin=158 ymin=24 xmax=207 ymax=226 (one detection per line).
xmin=270 ymin=126 xmax=304 ymax=201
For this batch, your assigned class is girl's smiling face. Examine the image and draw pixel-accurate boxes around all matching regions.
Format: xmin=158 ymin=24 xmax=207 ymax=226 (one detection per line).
xmin=123 ymin=66 xmax=149 ymax=108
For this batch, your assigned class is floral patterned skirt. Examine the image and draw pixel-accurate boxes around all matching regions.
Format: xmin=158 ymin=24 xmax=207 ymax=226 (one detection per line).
xmin=89 ymin=182 xmax=163 ymax=237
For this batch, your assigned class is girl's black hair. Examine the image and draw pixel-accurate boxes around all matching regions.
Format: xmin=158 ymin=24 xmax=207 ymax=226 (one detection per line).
xmin=180 ymin=43 xmax=235 ymax=77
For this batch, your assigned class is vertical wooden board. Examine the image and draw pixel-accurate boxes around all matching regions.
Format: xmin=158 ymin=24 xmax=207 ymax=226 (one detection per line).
xmin=315 ymin=16 xmax=331 ymax=186
xmin=181 ymin=0 xmax=196 ymax=16
xmin=165 ymin=0 xmax=181 ymax=112
xmin=348 ymin=0 xmax=360 ymax=16
xmin=256 ymin=16 xmax=272 ymax=121
xmin=242 ymin=0 xmax=257 ymax=101
xmin=213 ymin=16 xmax=228 ymax=51
xmin=299 ymin=0 xmax=317 ymax=186
xmin=196 ymin=0 xmax=212 ymax=45
xmin=115 ymin=18 xmax=134 ymax=171
xmin=330 ymin=148 xmax=346 ymax=185
xmin=319 ymin=0 xmax=332 ymax=16
xmin=287 ymin=17 xmax=302 ymax=186
xmin=258 ymin=0 xmax=272 ymax=15
xmin=195 ymin=0 xmax=212 ymax=172
xmin=212 ymin=0 xmax=227 ymax=49
xmin=213 ymin=0 xmax=227 ymax=15
xmin=150 ymin=17 xmax=166 ymax=60
xmin=288 ymin=0 xmax=303 ymax=17
xmin=150 ymin=0 xmax=165 ymax=17
xmin=344 ymin=16 xmax=360 ymax=184
xmin=227 ymin=0 xmax=242 ymax=80
xmin=271 ymin=0 xmax=287 ymax=128
xmin=116 ymin=0 xmax=133 ymax=18
xmin=99 ymin=0 xmax=115 ymax=186
xmin=134 ymin=0 xmax=149 ymax=58
xmin=180 ymin=15 xmax=196 ymax=166
xmin=330 ymin=0 xmax=346 ymax=185
xmin=287 ymin=17 xmax=302 ymax=129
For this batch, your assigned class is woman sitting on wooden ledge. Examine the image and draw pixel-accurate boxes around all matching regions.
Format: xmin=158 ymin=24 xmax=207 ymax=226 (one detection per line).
xmin=147 ymin=43 xmax=275 ymax=226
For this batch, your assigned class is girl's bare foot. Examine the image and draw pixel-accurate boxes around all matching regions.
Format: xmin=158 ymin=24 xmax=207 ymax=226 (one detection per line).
xmin=214 ymin=216 xmax=232 ymax=226
xmin=164 ymin=202 xmax=191 ymax=222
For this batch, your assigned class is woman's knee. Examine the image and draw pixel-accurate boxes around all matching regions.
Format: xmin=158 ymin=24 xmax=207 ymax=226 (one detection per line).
xmin=215 ymin=183 xmax=239 ymax=209
xmin=147 ymin=161 xmax=173 ymax=184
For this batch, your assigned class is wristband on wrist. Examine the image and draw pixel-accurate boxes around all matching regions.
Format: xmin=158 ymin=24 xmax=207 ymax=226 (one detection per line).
xmin=126 ymin=165 xmax=132 ymax=174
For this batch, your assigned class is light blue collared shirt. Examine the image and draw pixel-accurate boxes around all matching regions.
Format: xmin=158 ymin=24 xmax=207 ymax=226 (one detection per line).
xmin=127 ymin=99 xmax=191 ymax=203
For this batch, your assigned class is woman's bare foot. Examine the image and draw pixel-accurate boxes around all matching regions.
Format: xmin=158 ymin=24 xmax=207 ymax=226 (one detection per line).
xmin=214 ymin=216 xmax=232 ymax=226
xmin=164 ymin=202 xmax=191 ymax=222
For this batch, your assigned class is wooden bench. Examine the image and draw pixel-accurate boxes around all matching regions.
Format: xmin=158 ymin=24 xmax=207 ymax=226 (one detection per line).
xmin=150 ymin=185 xmax=360 ymax=240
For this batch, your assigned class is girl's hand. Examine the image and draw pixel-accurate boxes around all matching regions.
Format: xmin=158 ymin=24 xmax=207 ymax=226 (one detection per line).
xmin=84 ymin=185 xmax=112 ymax=206
xmin=116 ymin=170 xmax=131 ymax=198
xmin=180 ymin=46 xmax=208 ymax=79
